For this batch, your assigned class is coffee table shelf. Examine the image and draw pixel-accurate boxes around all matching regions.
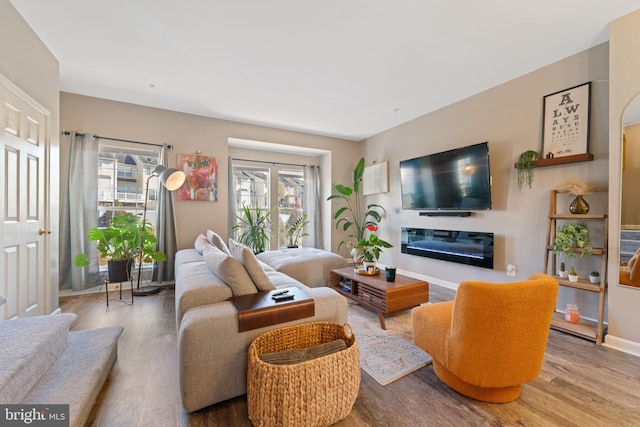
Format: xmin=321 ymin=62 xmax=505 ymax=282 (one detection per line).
xmin=330 ymin=267 xmax=429 ymax=329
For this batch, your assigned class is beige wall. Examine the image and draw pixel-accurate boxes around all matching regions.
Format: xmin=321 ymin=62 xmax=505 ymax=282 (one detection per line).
xmin=60 ymin=93 xmax=360 ymax=252
xmin=362 ymin=43 xmax=610 ymax=322
xmin=607 ymin=8 xmax=640 ymax=354
xmin=0 ymin=0 xmax=60 ymax=313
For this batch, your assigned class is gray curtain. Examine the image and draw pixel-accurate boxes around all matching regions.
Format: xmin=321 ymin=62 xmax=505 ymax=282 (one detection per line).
xmin=304 ymin=164 xmax=322 ymax=249
xmin=152 ymin=145 xmax=179 ymax=283
xmin=228 ymin=157 xmax=237 ymax=239
xmin=59 ymin=132 xmax=100 ymax=291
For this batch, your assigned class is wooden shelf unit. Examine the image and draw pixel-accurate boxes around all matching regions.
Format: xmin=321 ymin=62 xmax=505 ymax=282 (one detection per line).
xmin=513 ymin=153 xmax=594 ymax=169
xmin=543 ymin=189 xmax=608 ymax=345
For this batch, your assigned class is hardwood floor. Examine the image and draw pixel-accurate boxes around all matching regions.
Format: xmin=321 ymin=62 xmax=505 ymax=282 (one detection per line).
xmin=61 ymin=285 xmax=640 ymax=427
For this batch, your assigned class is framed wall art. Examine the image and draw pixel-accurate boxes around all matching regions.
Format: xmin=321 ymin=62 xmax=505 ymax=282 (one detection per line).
xmin=177 ymin=152 xmax=218 ymax=201
xmin=541 ymin=82 xmax=591 ymax=159
xmin=363 ymin=161 xmax=389 ymax=195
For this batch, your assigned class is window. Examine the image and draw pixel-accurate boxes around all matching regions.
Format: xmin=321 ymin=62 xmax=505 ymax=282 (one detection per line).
xmin=231 ymin=160 xmax=307 ymax=250
xmin=96 ymin=144 xmax=161 ymax=268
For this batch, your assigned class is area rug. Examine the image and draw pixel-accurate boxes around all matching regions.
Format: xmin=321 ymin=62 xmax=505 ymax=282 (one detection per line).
xmin=347 ymin=302 xmax=432 ymax=386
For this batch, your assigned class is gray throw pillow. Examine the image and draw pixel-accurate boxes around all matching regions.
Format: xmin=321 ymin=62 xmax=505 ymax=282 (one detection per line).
xmin=207 ymin=230 xmax=231 ymax=255
xmin=228 ymin=239 xmax=276 ymax=291
xmin=194 ymin=234 xmax=210 ymax=255
xmin=202 ymin=244 xmax=257 ymax=296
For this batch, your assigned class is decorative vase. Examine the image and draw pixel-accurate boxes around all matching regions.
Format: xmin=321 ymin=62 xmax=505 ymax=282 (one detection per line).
xmin=569 ymin=195 xmax=590 ymax=214
xmin=350 ymin=247 xmax=364 ymax=269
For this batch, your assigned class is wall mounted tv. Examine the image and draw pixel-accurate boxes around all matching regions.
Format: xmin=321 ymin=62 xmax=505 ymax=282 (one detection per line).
xmin=400 ymin=142 xmax=491 ymax=210
xmin=401 ymin=227 xmax=494 ymax=269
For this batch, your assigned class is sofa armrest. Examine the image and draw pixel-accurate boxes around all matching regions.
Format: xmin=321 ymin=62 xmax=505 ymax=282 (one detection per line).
xmin=178 ymin=287 xmax=347 ymax=412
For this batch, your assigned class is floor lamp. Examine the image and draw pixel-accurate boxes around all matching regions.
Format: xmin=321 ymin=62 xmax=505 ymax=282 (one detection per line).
xmin=133 ymin=165 xmax=185 ymax=296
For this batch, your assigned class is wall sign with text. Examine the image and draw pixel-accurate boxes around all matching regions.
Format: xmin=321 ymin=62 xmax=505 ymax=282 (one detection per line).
xmin=542 ymin=82 xmax=591 ymax=159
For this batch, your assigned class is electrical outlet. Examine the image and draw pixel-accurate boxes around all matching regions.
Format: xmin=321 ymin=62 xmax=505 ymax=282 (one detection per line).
xmin=506 ymin=264 xmax=517 ymax=276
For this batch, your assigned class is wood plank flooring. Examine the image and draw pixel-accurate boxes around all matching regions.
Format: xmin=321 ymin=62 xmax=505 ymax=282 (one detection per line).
xmin=60 ymin=284 xmax=640 ymax=427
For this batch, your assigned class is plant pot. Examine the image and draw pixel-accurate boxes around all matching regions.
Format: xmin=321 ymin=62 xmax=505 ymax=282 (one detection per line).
xmin=108 ymin=258 xmax=133 ymax=283
xmin=589 ymin=275 xmax=600 ymax=284
xmin=558 ymin=270 xmax=568 ymax=278
xmin=362 ymin=261 xmax=377 ymax=273
xmin=568 ymin=274 xmax=579 ymax=283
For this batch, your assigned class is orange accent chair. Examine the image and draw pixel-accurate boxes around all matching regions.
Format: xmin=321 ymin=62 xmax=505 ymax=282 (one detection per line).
xmin=412 ymin=273 xmax=559 ymax=403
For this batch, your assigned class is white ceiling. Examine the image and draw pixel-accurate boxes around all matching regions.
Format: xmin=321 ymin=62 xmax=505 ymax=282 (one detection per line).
xmin=10 ymin=1 xmax=640 ymax=141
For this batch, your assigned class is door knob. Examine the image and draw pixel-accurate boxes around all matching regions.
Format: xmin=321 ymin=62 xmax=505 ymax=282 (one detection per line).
xmin=39 ymin=228 xmax=52 ymax=235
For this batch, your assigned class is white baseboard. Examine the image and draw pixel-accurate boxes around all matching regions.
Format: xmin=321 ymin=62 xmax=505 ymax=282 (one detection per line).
xmin=395 ymin=268 xmax=458 ymax=291
xmin=603 ymin=334 xmax=640 ymax=358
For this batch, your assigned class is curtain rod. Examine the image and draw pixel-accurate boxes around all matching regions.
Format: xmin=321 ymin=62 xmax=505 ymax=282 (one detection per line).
xmin=61 ymin=130 xmax=173 ymax=150
xmin=231 ymin=157 xmax=308 ymax=168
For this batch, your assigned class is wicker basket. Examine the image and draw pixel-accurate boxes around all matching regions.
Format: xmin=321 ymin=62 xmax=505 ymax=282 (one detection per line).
xmin=247 ymin=322 xmax=360 ymax=427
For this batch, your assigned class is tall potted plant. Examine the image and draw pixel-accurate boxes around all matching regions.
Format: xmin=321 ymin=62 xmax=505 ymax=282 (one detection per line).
xmin=286 ymin=213 xmax=310 ymax=248
xmin=327 ymin=157 xmax=391 ymax=264
xmin=74 ymin=212 xmax=167 ymax=283
xmin=232 ymin=204 xmax=274 ymax=254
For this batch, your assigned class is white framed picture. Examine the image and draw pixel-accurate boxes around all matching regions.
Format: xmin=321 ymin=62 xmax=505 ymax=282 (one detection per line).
xmin=363 ymin=161 xmax=389 ymax=195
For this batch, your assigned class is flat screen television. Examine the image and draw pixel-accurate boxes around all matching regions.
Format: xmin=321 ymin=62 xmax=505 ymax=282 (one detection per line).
xmin=400 ymin=142 xmax=491 ymax=210
xmin=401 ymin=227 xmax=494 ymax=269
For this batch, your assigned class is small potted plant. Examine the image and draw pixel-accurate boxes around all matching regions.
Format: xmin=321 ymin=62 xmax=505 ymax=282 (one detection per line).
xmin=558 ymin=262 xmax=568 ymax=278
xmin=568 ymin=266 xmax=579 ymax=282
xmin=359 ymin=228 xmax=393 ymax=273
xmin=516 ymin=150 xmax=539 ymax=189
xmin=286 ymin=213 xmax=310 ymax=248
xmin=589 ymin=271 xmax=600 ymax=283
xmin=552 ymin=223 xmax=593 ymax=259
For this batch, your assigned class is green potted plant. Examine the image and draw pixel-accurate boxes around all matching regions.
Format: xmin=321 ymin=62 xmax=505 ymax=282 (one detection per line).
xmin=286 ymin=213 xmax=310 ymax=248
xmin=589 ymin=271 xmax=600 ymax=283
xmin=552 ymin=223 xmax=593 ymax=258
xmin=74 ymin=212 xmax=167 ymax=283
xmin=232 ymin=204 xmax=274 ymax=254
xmin=359 ymin=229 xmax=393 ymax=272
xmin=558 ymin=261 xmax=568 ymax=278
xmin=568 ymin=265 xmax=579 ymax=282
xmin=327 ymin=157 xmax=391 ymax=264
xmin=516 ymin=150 xmax=539 ymax=189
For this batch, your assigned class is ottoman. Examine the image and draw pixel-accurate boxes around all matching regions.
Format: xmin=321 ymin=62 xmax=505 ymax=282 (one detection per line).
xmin=257 ymin=248 xmax=347 ymax=288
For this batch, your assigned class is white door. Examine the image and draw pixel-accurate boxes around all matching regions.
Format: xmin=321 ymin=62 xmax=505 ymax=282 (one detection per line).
xmin=0 ymin=74 xmax=50 ymax=319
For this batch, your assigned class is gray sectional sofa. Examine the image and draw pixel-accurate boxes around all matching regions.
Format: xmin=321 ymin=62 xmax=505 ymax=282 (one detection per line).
xmin=175 ymin=231 xmax=348 ymax=413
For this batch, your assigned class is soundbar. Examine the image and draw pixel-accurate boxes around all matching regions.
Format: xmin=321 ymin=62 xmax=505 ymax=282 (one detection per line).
xmin=419 ymin=211 xmax=472 ymax=217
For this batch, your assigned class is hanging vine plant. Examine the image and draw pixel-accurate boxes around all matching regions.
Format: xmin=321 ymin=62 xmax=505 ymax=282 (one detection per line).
xmin=516 ymin=150 xmax=539 ymax=189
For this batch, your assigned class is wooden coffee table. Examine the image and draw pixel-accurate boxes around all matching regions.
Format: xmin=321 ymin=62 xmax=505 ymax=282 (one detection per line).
xmin=330 ymin=267 xmax=429 ymax=329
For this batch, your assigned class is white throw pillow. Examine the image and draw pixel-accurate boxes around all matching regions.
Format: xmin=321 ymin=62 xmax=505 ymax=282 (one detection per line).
xmin=228 ymin=239 xmax=276 ymax=292
xmin=202 ymin=244 xmax=257 ymax=296
xmin=194 ymin=234 xmax=210 ymax=255
xmin=207 ymin=230 xmax=231 ymax=255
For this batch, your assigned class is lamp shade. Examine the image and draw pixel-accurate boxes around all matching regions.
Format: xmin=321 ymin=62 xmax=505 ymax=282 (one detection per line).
xmin=159 ymin=167 xmax=186 ymax=191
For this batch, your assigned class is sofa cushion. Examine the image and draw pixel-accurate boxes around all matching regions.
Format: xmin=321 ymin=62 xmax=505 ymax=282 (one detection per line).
xmin=256 ymin=248 xmax=347 ymax=287
xmin=194 ymin=234 xmax=210 ymax=255
xmin=175 ymin=257 xmax=234 ymax=324
xmin=207 ymin=229 xmax=231 ymax=255
xmin=0 ymin=313 xmax=77 ymax=404
xmin=228 ymin=239 xmax=276 ymax=292
xmin=203 ymin=244 xmax=257 ymax=296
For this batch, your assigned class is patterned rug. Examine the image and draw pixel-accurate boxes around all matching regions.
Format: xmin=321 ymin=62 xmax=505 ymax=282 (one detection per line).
xmin=347 ymin=302 xmax=432 ymax=386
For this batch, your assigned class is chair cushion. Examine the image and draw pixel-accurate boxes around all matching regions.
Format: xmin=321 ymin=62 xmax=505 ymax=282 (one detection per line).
xmin=203 ymin=244 xmax=257 ymax=296
xmin=228 ymin=239 xmax=276 ymax=292
xmin=207 ymin=229 xmax=231 ymax=255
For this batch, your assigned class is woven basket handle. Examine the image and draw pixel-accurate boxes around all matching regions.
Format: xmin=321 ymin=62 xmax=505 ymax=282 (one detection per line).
xmin=343 ymin=323 xmax=354 ymax=339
